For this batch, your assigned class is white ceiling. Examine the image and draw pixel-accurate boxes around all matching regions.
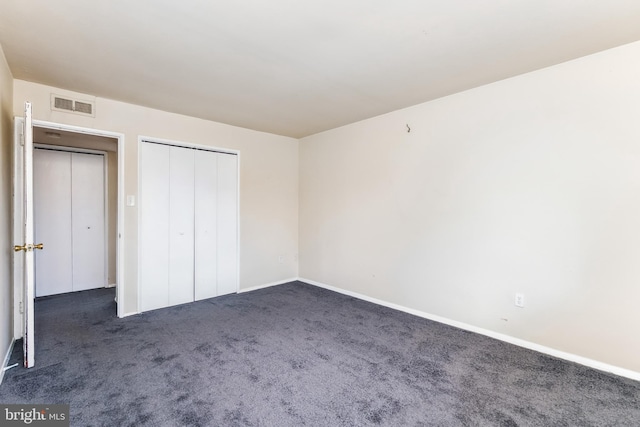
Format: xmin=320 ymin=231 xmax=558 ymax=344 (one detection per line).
xmin=2 ymin=1 xmax=640 ymax=138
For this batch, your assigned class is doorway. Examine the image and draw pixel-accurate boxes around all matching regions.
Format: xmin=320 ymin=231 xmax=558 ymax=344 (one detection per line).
xmin=13 ymin=119 xmax=125 ymax=343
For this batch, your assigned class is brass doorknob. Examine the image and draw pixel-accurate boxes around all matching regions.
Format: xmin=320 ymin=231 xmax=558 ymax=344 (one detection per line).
xmin=13 ymin=243 xmax=44 ymax=252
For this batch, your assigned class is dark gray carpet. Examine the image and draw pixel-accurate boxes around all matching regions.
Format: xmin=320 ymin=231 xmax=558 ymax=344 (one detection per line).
xmin=0 ymin=281 xmax=638 ymax=426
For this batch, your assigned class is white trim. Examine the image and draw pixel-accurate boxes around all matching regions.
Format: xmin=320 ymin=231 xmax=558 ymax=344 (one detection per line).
xmin=12 ymin=118 xmax=24 ymax=340
xmin=119 ymin=311 xmax=139 ymax=318
xmin=235 ymin=153 xmax=241 ymax=295
xmin=103 ymin=153 xmax=109 ymax=289
xmin=136 ymin=138 xmax=142 ymax=314
xmin=238 ymin=278 xmax=298 ymax=294
xmin=117 ymin=128 xmax=125 ymax=318
xmin=0 ymin=339 xmax=15 ymax=385
xmin=299 ymin=277 xmax=640 ymax=382
xmin=138 ymin=135 xmax=240 ymax=156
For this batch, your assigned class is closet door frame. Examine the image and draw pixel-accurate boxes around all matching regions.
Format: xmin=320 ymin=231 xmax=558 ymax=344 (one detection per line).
xmin=137 ymin=136 xmax=240 ymax=313
xmin=34 ymin=144 xmax=109 ymax=293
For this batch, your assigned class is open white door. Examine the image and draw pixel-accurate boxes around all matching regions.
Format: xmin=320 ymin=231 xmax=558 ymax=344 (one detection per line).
xmin=14 ymin=102 xmax=39 ymax=368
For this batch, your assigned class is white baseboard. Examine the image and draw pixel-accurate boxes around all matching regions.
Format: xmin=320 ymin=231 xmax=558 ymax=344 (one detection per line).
xmin=120 ymin=278 xmax=299 ymax=318
xmin=0 ymin=338 xmax=16 ymax=386
xmin=238 ymin=277 xmax=299 ymax=294
xmin=298 ymin=277 xmax=640 ymax=382
xmin=120 ymin=311 xmax=139 ymax=318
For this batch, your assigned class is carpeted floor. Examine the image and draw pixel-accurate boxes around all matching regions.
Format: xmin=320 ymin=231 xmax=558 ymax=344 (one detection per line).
xmin=0 ymin=281 xmax=638 ymax=426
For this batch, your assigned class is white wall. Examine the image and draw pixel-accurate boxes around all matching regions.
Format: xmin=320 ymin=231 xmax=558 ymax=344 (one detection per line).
xmin=14 ymin=80 xmax=299 ymax=316
xmin=0 ymin=45 xmax=15 ymax=371
xmin=299 ymin=41 xmax=640 ymax=374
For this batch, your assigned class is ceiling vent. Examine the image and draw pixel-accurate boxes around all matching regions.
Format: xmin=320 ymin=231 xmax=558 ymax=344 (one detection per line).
xmin=51 ymin=94 xmax=95 ymax=117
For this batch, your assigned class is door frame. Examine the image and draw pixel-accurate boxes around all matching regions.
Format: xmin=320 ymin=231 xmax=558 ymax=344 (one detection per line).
xmin=33 ymin=144 xmax=109 ymax=295
xmin=137 ymin=135 xmax=240 ymax=313
xmin=13 ymin=119 xmax=125 ymax=340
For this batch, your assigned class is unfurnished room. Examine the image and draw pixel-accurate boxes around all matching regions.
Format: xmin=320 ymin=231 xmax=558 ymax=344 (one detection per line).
xmin=0 ymin=1 xmax=639 ymax=425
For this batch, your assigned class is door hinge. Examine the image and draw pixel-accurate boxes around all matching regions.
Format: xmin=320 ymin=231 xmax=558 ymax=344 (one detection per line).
xmin=19 ymin=301 xmax=24 ymax=314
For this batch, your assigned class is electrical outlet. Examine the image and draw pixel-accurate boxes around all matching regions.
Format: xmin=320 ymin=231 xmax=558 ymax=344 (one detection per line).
xmin=515 ymin=293 xmax=525 ymax=308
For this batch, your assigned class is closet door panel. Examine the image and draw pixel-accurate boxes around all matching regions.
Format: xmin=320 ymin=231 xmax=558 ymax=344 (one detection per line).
xmin=169 ymin=146 xmax=195 ymax=306
xmin=71 ymin=152 xmax=106 ymax=292
xmin=194 ymin=150 xmax=218 ymax=301
xmin=34 ymin=149 xmax=73 ymax=297
xmin=217 ymin=153 xmax=238 ymax=295
xmin=140 ymin=143 xmax=170 ymax=311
